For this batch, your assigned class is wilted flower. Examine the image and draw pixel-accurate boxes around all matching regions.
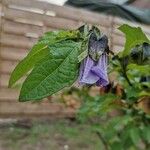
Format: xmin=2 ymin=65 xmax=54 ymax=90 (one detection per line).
xmin=79 ymin=33 xmax=109 ymax=86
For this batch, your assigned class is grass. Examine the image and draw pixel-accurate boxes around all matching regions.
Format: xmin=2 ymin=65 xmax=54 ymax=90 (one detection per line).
xmin=0 ymin=119 xmax=104 ymax=150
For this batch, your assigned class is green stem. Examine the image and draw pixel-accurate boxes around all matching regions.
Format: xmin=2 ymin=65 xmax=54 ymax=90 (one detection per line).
xmin=120 ymin=57 xmax=132 ymax=86
xmin=96 ymin=131 xmax=109 ymax=150
xmin=122 ymin=69 xmax=132 ymax=86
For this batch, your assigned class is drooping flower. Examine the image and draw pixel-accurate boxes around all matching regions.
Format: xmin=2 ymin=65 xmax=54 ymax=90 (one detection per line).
xmin=79 ymin=32 xmax=109 ymax=86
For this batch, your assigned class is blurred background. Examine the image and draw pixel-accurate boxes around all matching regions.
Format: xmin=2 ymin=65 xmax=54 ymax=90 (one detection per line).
xmin=0 ymin=0 xmax=150 ymax=150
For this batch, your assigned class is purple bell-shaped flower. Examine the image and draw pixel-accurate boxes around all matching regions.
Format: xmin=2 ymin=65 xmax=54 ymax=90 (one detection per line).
xmin=79 ymin=33 xmax=109 ymax=86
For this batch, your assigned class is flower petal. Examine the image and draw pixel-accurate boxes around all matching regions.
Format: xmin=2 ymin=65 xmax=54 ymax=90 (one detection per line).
xmin=92 ymin=54 xmax=109 ymax=86
xmin=79 ymin=56 xmax=99 ymax=85
xmin=79 ymin=53 xmax=109 ymax=86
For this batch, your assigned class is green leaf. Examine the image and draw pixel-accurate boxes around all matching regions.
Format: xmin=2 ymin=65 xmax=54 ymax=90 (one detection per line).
xmin=142 ymin=126 xmax=150 ymax=143
xmin=19 ymin=41 xmax=81 ymax=101
xmin=77 ymin=31 xmax=90 ymax=63
xmin=127 ymin=63 xmax=150 ymax=76
xmin=39 ymin=30 xmax=80 ymax=42
xmin=9 ymin=42 xmax=49 ymax=87
xmin=107 ymin=115 xmax=132 ymax=131
xmin=111 ymin=142 xmax=123 ymax=150
xmin=9 ymin=30 xmax=80 ymax=87
xmin=97 ymin=94 xmax=118 ymax=113
xmin=139 ymin=91 xmax=150 ymax=97
xmin=129 ymin=127 xmax=141 ymax=146
xmin=78 ymin=49 xmax=88 ymax=62
xmin=118 ymin=24 xmax=150 ymax=56
xmin=125 ymin=86 xmax=139 ymax=102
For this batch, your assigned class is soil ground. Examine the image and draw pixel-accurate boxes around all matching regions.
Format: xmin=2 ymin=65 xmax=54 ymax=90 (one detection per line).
xmin=0 ymin=119 xmax=103 ymax=150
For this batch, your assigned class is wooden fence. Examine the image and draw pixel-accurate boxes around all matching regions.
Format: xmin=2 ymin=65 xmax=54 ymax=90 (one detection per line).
xmin=0 ymin=0 xmax=150 ymax=118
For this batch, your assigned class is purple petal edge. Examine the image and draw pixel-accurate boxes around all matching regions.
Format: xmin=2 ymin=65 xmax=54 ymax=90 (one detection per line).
xmin=79 ymin=54 xmax=109 ymax=86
